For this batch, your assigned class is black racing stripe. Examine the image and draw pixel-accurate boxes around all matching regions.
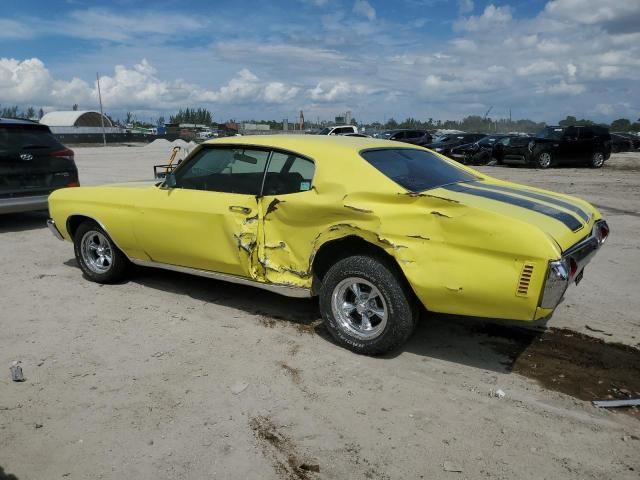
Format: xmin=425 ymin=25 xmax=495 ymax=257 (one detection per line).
xmin=443 ymin=183 xmax=584 ymax=231
xmin=470 ymin=182 xmax=590 ymax=222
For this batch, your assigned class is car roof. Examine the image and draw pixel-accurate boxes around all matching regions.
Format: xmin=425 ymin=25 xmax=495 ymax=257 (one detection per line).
xmin=0 ymin=117 xmax=42 ymax=126
xmin=204 ymin=134 xmax=421 ymax=159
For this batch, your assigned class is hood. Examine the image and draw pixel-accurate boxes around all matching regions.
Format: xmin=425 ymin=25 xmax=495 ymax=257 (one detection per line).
xmin=432 ymin=180 xmax=597 ymax=252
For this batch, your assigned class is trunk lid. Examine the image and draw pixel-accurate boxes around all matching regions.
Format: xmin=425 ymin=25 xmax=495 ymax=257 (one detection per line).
xmin=435 ymin=180 xmax=595 ymax=252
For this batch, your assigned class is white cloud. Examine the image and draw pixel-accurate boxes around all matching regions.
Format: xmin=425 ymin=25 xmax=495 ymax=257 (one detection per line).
xmin=458 ymin=0 xmax=474 ymax=15
xmin=516 ymin=60 xmax=559 ymax=76
xmin=353 ymin=0 xmax=376 ymax=21
xmin=537 ymin=81 xmax=586 ymax=96
xmin=308 ymin=81 xmax=373 ymax=102
xmin=544 ymin=1 xmax=640 ymax=32
xmin=454 ymin=4 xmax=512 ymax=32
xmin=0 ymin=19 xmax=32 ymax=39
xmin=0 ymin=58 xmax=299 ymax=110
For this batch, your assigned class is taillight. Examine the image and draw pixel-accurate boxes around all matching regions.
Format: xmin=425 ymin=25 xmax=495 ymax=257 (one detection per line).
xmin=53 ymin=148 xmax=74 ymax=161
xmin=568 ymin=257 xmax=578 ymax=278
xmin=598 ymin=223 xmax=610 ymax=245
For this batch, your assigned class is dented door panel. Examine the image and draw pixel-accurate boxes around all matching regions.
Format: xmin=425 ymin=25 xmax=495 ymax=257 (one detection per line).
xmin=133 ymin=187 xmax=258 ymax=277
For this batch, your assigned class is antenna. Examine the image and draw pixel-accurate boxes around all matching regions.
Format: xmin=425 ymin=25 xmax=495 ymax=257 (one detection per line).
xmin=96 ymin=72 xmax=106 ymax=146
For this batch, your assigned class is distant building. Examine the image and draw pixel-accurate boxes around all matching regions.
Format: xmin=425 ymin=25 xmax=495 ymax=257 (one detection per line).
xmin=335 ymin=116 xmax=345 ymax=124
xmin=40 ymin=110 xmax=120 ymax=134
xmin=345 ymin=110 xmax=352 ymax=125
xmin=242 ymin=123 xmax=270 ymax=131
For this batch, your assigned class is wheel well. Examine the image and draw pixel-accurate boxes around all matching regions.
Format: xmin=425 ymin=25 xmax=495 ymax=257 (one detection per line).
xmin=312 ymin=235 xmax=406 ymax=284
xmin=66 ymin=215 xmax=96 ymax=238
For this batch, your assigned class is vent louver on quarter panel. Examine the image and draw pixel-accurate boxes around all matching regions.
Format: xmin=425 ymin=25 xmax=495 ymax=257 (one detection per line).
xmin=516 ymin=263 xmax=535 ymax=297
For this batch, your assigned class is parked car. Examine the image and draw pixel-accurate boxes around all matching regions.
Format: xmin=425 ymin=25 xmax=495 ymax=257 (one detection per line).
xmin=315 ymin=125 xmax=358 ymax=135
xmin=501 ymin=126 xmax=611 ymax=168
xmin=1 ymin=118 xmax=79 ymax=214
xmin=47 ymin=136 xmax=609 ymax=355
xmin=423 ymin=133 xmax=487 ymax=157
xmin=375 ymin=129 xmax=432 ymax=145
xmin=612 ymin=132 xmax=640 ymax=150
xmin=449 ymin=134 xmax=511 ymax=165
xmin=610 ymin=134 xmax=633 ymax=153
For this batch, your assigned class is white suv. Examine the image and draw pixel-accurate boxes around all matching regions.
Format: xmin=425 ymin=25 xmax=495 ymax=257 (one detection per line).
xmin=316 ymin=125 xmax=358 ymax=135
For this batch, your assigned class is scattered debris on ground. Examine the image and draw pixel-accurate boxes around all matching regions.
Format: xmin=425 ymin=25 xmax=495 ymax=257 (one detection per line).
xmin=478 ymin=324 xmax=640 ymax=417
xmin=9 ymin=361 xmax=24 ymax=382
xmin=249 ymin=415 xmax=318 ymax=480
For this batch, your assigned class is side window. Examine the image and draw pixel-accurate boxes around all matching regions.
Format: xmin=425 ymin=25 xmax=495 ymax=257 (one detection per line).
xmin=263 ymin=152 xmax=315 ymax=195
xmin=175 ymin=147 xmax=268 ymax=195
xmin=392 ymin=131 xmax=406 ymax=140
xmin=563 ymin=126 xmax=578 ymax=140
xmin=579 ymin=128 xmax=594 ymax=140
xmin=499 ymin=137 xmax=510 ymax=146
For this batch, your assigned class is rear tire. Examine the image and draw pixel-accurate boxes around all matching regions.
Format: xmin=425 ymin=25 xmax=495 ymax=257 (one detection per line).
xmin=535 ymin=151 xmax=552 ymax=169
xmin=319 ymin=255 xmax=418 ymax=355
xmin=590 ymin=151 xmax=605 ymax=168
xmin=73 ymin=221 xmax=130 ymax=283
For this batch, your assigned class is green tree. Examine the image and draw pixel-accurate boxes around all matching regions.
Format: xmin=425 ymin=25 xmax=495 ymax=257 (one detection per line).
xmin=610 ymin=118 xmax=631 ymax=131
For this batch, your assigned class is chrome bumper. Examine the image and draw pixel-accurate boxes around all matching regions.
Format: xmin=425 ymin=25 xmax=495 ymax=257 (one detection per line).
xmin=47 ymin=219 xmax=64 ymax=241
xmin=540 ymin=220 xmax=609 ymax=309
xmin=0 ymin=195 xmax=49 ymax=214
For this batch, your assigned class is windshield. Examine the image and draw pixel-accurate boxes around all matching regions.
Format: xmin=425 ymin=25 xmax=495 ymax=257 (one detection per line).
xmin=360 ymin=148 xmax=478 ymax=192
xmin=317 ymin=128 xmax=331 ymax=135
xmin=536 ymin=127 xmax=563 ymax=140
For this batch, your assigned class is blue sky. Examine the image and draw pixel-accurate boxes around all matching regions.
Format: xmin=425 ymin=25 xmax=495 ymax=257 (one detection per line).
xmin=1 ymin=0 xmax=638 ymax=123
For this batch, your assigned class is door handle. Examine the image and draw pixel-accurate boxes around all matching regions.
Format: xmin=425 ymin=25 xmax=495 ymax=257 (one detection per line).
xmin=229 ymin=205 xmax=252 ymax=214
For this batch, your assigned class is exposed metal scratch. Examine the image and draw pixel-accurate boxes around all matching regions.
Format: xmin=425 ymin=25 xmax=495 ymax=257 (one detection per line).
xmin=265 ymin=241 xmax=286 ymax=250
xmin=431 ymin=211 xmax=451 ymax=218
xmin=344 ymin=204 xmax=374 ymax=214
xmin=265 ymin=198 xmax=284 ymax=217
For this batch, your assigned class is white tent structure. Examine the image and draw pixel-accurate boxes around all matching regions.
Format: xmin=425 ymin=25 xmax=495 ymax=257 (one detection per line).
xmin=40 ymin=110 xmax=122 ymax=134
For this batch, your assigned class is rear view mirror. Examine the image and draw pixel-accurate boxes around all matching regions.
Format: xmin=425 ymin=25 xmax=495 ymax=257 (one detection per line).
xmin=164 ymin=172 xmax=177 ymax=188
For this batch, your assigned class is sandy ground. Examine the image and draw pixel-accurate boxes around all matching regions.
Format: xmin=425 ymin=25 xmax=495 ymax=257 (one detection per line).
xmin=1 ymin=144 xmax=639 ymax=479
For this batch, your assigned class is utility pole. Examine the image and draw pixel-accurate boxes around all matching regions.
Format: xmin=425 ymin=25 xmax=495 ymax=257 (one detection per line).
xmin=96 ymin=72 xmax=106 ymax=146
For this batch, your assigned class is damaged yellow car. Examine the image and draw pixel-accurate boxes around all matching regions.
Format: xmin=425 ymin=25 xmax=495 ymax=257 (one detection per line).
xmin=47 ymin=136 xmax=609 ymax=354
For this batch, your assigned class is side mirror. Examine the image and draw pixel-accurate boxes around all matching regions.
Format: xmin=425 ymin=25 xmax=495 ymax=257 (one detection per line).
xmin=164 ymin=172 xmax=177 ymax=188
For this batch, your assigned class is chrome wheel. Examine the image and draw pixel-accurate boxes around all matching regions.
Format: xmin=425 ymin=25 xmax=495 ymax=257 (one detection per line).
xmin=80 ymin=230 xmax=113 ymax=274
xmin=592 ymin=152 xmax=604 ymax=167
xmin=331 ymin=277 xmax=388 ymax=340
xmin=538 ymin=152 xmax=552 ymax=168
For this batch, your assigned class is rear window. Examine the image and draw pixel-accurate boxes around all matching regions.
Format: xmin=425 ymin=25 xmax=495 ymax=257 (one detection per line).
xmin=0 ymin=125 xmax=62 ymax=154
xmin=360 ymin=148 xmax=478 ymax=192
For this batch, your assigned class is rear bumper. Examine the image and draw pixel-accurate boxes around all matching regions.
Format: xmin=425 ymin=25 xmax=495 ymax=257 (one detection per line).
xmin=0 ymin=195 xmax=49 ymax=214
xmin=539 ymin=220 xmax=609 ymax=309
xmin=47 ymin=218 xmax=64 ymax=240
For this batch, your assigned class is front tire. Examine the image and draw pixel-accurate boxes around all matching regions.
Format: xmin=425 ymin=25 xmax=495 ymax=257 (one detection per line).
xmin=73 ymin=221 xmax=129 ymax=283
xmin=535 ymin=151 xmax=552 ymax=169
xmin=319 ymin=255 xmax=418 ymax=355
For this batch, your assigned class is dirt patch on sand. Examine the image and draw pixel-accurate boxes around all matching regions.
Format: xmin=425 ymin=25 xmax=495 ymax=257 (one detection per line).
xmin=479 ymin=324 xmax=640 ymax=416
xmin=249 ymin=416 xmax=319 ymax=480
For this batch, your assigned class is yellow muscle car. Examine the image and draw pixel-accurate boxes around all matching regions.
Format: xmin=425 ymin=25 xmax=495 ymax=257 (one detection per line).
xmin=47 ymin=136 xmax=609 ymax=354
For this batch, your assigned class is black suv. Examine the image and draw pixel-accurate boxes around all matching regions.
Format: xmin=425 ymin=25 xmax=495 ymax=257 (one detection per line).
xmin=501 ymin=125 xmax=611 ymax=169
xmin=423 ymin=133 xmax=487 ymax=158
xmin=0 ymin=118 xmax=79 ymax=214
xmin=376 ymin=129 xmax=432 ymax=145
xmin=449 ymin=134 xmax=511 ymax=165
